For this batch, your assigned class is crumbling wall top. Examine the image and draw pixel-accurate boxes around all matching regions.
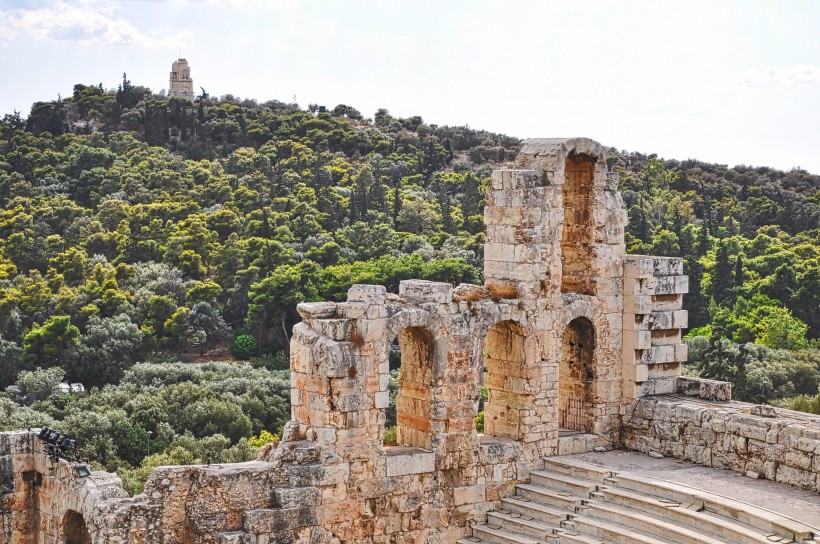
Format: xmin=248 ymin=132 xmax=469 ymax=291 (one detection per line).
xmin=515 ymin=137 xmax=608 ymax=171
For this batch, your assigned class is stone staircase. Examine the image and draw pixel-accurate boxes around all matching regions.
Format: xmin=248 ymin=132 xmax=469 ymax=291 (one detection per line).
xmin=463 ymin=457 xmax=819 ymax=544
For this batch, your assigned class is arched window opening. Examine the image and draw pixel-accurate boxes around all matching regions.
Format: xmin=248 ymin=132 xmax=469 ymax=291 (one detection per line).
xmin=560 ymin=317 xmax=595 ymax=432
xmin=63 ymin=510 xmax=91 ymax=544
xmin=480 ymin=321 xmax=528 ymax=441
xmin=561 ymin=153 xmax=597 ymax=295
xmin=388 ymin=326 xmax=435 ymax=450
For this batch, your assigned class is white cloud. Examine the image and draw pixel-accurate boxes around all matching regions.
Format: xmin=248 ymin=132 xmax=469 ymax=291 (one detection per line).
xmin=0 ymin=0 xmax=190 ymax=47
xmin=739 ymin=65 xmax=820 ymax=87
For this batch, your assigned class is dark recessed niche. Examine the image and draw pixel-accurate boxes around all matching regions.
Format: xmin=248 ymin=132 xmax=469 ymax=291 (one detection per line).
xmin=22 ymin=470 xmax=43 ymax=486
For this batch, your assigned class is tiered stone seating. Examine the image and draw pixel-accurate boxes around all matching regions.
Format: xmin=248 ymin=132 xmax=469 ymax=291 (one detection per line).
xmin=461 ymin=457 xmax=819 ymax=544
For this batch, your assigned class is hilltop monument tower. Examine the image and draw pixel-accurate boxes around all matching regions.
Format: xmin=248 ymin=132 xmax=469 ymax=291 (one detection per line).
xmin=168 ymin=58 xmax=195 ymax=99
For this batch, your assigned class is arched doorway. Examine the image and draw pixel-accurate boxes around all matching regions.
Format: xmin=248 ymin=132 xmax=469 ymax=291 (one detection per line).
xmin=63 ymin=510 xmax=91 ymax=544
xmin=481 ymin=321 xmax=528 ymax=441
xmin=559 ymin=317 xmax=595 ymax=432
xmin=561 ymin=153 xmax=597 ymax=296
xmin=393 ymin=326 xmax=435 ymax=449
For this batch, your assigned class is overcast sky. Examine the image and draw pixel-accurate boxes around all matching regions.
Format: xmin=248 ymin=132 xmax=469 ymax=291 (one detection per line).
xmin=2 ymin=0 xmax=819 ymax=173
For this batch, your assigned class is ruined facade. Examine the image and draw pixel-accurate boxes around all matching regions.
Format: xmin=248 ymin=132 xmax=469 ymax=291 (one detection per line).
xmin=1 ymin=138 xmax=817 ymax=544
xmin=168 ymin=59 xmax=194 ymax=99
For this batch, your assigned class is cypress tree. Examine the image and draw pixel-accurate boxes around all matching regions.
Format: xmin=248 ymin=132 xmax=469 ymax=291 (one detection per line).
xmin=462 ymin=172 xmax=483 ymax=219
xmin=734 ymin=255 xmax=744 ymax=288
xmin=696 ymin=224 xmax=711 ymax=257
xmin=711 ymin=241 xmax=734 ymax=304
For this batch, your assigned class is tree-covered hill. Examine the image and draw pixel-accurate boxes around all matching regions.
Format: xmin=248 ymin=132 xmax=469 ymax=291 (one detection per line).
xmin=0 ymin=78 xmax=818 ymax=401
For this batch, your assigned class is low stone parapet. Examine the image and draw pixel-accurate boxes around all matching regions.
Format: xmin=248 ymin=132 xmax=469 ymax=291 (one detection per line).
xmin=624 ymin=395 xmax=820 ymax=493
xmin=676 ymin=376 xmax=732 ymax=401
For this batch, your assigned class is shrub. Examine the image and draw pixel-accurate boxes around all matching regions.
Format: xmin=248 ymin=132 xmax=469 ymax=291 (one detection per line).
xmin=232 ymin=335 xmax=257 ymax=360
xmin=250 ymin=352 xmax=289 ymax=371
xmin=383 ymin=426 xmax=397 ymax=445
xmin=773 ymin=394 xmax=820 ymax=415
xmin=475 ymin=411 xmax=485 ymax=433
xmin=248 ymin=429 xmax=279 ymax=448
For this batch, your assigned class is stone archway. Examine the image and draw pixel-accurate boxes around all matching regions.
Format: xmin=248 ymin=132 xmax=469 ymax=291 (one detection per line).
xmin=482 ymin=320 xmax=528 ymax=441
xmin=394 ymin=326 xmax=435 ymax=449
xmin=559 ymin=317 xmax=595 ymax=432
xmin=63 ymin=510 xmax=91 ymax=544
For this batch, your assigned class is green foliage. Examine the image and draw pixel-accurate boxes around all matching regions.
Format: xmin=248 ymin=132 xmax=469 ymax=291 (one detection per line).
xmin=1 ymin=90 xmax=516 ymax=384
xmin=0 ymin=362 xmax=290 ymax=490
xmin=248 ymin=429 xmax=279 ymax=448
xmin=117 ymin=446 xmax=196 ymax=496
xmin=385 ymin=369 xmax=398 ymax=428
xmin=250 ymin=352 xmax=289 ymax=371
xmin=232 ymin=334 xmax=256 ymax=360
xmin=383 ymin=426 xmax=397 ymax=446
xmin=14 ymin=366 xmax=65 ymax=402
xmin=773 ymin=394 xmax=820 ymax=415
xmin=474 ymin=411 xmax=485 ymax=433
xmin=22 ymin=315 xmax=79 ymax=368
xmin=181 ymin=397 xmax=253 ymax=442
xmin=686 ymin=334 xmax=819 ymax=403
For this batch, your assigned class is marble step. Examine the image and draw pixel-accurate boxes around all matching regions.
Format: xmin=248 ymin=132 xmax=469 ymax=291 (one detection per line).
xmin=530 ymin=470 xmax=600 ymax=496
xmin=600 ymin=485 xmax=796 ymax=544
xmin=515 ymin=483 xmax=586 ymax=511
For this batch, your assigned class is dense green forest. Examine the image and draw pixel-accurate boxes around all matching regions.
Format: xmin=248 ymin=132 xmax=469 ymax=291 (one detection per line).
xmin=0 ymin=77 xmax=818 ymax=490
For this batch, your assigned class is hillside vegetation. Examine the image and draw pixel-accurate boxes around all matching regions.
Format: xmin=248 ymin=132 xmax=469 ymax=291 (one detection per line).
xmin=0 ymin=78 xmax=818 ymax=485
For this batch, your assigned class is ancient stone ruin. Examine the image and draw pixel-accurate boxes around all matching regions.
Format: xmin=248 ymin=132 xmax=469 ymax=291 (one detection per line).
xmin=1 ymin=138 xmax=817 ymax=544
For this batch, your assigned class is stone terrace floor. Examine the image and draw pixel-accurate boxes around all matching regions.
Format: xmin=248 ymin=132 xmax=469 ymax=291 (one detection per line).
xmin=566 ymin=450 xmax=820 ymax=527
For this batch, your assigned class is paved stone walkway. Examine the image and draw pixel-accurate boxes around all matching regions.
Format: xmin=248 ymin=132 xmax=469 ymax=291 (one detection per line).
xmin=567 ymin=450 xmax=820 ymax=527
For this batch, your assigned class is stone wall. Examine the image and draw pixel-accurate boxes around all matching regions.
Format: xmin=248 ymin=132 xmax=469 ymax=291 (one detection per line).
xmin=624 ymin=394 xmax=820 ymax=493
xmin=621 ymin=255 xmax=690 ymax=402
xmin=0 ymin=430 xmax=289 ymax=544
xmin=0 ymin=431 xmax=126 ymax=544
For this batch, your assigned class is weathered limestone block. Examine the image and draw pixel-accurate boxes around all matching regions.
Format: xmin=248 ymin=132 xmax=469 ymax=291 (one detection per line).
xmin=624 ymin=257 xmax=656 ymax=279
xmin=624 ymin=330 xmax=652 ymax=351
xmin=622 ymin=363 xmax=649 ymax=383
xmin=297 ymin=302 xmax=338 ymax=320
xmin=676 ymin=376 xmax=732 ymax=401
xmin=653 ymin=275 xmax=689 ymax=295
xmin=648 ymin=310 xmax=688 ymax=330
xmin=624 ymin=294 xmax=651 ymax=314
xmin=652 ymin=257 xmax=684 ymax=277
xmin=315 ymin=318 xmax=354 ymax=341
xmin=274 ymin=487 xmax=321 ymax=509
xmin=245 ymin=507 xmax=318 ymax=535
xmin=385 ymin=451 xmax=436 ymax=477
xmin=750 ymin=404 xmax=778 ymax=418
xmin=399 ymin=280 xmax=453 ymax=303
xmin=642 ymin=377 xmax=677 ymax=395
xmin=347 ymin=284 xmax=387 ymax=304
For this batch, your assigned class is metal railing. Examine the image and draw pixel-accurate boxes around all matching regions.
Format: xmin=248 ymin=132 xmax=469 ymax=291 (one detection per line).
xmin=560 ymin=394 xmax=587 ymax=432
